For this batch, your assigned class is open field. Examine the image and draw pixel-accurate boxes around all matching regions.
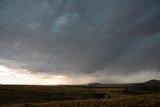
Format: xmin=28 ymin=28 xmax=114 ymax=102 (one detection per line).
xmin=0 ymin=83 xmax=160 ymax=107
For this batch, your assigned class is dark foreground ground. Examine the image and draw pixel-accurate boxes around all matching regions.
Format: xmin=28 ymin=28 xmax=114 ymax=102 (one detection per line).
xmin=0 ymin=82 xmax=160 ymax=107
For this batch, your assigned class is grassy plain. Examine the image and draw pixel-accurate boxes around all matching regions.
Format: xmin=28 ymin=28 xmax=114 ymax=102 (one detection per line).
xmin=0 ymin=83 xmax=160 ymax=107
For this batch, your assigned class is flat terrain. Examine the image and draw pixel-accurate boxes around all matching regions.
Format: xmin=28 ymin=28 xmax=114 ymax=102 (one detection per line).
xmin=0 ymin=83 xmax=160 ymax=107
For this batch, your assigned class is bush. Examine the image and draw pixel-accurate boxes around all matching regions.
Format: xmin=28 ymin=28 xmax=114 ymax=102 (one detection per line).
xmin=122 ymin=88 xmax=130 ymax=93
xmin=93 ymin=93 xmax=105 ymax=99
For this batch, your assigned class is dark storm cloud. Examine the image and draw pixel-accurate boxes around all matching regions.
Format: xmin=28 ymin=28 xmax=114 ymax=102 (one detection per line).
xmin=0 ymin=0 xmax=160 ymax=74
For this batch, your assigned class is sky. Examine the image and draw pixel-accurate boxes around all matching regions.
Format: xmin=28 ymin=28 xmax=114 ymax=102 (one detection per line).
xmin=0 ymin=0 xmax=160 ymax=85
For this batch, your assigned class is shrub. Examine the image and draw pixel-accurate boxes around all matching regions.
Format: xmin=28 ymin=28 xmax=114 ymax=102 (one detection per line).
xmin=93 ymin=93 xmax=105 ymax=99
xmin=122 ymin=88 xmax=130 ymax=93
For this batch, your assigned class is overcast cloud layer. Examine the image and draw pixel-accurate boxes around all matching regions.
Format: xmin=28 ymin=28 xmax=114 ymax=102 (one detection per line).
xmin=0 ymin=0 xmax=160 ymax=83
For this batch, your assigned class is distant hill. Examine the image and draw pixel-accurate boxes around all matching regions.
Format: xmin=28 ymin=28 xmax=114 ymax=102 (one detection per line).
xmin=86 ymin=83 xmax=101 ymax=87
xmin=144 ymin=79 xmax=160 ymax=84
xmin=134 ymin=79 xmax=160 ymax=92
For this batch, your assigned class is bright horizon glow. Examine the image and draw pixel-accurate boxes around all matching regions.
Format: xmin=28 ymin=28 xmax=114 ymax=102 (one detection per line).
xmin=0 ymin=59 xmax=96 ymax=85
xmin=0 ymin=64 xmax=72 ymax=85
xmin=0 ymin=59 xmax=160 ymax=85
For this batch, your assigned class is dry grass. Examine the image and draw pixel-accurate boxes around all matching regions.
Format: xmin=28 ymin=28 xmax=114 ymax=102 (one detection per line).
xmin=3 ymin=94 xmax=160 ymax=107
xmin=0 ymin=85 xmax=160 ymax=107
